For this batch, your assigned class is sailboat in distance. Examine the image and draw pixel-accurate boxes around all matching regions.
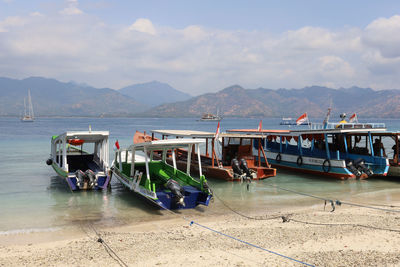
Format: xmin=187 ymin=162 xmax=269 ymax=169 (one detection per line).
xmin=21 ymin=89 xmax=34 ymax=122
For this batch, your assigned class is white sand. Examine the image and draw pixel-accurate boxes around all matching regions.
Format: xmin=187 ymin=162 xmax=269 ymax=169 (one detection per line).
xmin=1 ymin=203 xmax=400 ymax=266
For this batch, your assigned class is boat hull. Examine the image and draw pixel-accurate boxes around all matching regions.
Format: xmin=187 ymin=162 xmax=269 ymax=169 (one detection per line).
xmin=264 ymin=152 xmax=389 ymax=179
xmin=51 ymin=163 xmax=110 ymax=191
xmin=172 ymin=159 xmax=275 ymax=181
xmin=111 ymin=167 xmax=211 ymax=210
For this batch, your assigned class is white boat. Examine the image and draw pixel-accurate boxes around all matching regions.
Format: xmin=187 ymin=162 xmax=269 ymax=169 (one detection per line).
xmin=21 ymin=89 xmax=34 ymax=122
xmin=46 ymin=130 xmax=111 ymax=191
xmin=200 ymin=113 xmax=222 ymax=121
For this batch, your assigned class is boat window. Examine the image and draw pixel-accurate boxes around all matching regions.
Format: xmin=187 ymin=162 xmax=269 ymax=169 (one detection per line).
xmin=349 ymin=135 xmax=371 ymax=155
xmin=227 ymin=138 xmax=241 ymax=145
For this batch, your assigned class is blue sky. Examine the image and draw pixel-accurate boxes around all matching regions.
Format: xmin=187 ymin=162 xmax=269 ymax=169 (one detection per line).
xmin=1 ymin=0 xmax=400 ymax=94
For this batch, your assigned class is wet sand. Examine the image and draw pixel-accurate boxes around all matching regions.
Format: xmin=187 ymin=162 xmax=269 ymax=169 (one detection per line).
xmin=1 ymin=201 xmax=400 ymax=266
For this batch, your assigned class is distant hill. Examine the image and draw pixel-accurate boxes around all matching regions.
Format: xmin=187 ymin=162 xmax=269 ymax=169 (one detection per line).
xmin=145 ymin=85 xmax=400 ymax=118
xmin=0 ymin=77 xmax=147 ymax=117
xmin=119 ymin=81 xmax=191 ymax=107
xmin=2 ymin=77 xmax=400 ymax=118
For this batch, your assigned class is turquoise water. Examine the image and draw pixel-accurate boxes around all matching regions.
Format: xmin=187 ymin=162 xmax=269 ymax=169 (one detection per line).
xmin=1 ymin=117 xmax=400 ymax=233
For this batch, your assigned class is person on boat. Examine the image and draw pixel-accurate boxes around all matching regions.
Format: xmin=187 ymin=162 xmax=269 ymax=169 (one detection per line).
xmin=373 ymin=138 xmax=386 ymax=157
xmin=336 ymin=113 xmax=347 ymax=128
xmin=392 ymin=141 xmax=399 ymax=161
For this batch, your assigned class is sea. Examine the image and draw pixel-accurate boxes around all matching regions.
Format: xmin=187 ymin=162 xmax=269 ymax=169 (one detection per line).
xmin=1 ymin=117 xmax=400 ymax=235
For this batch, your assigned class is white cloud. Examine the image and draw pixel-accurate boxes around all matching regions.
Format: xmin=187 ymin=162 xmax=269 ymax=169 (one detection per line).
xmin=128 ymin=18 xmax=156 ymax=35
xmin=60 ymin=0 xmax=83 ymax=15
xmin=1 ymin=12 xmax=400 ymax=93
xmin=363 ymin=15 xmax=400 ymax=58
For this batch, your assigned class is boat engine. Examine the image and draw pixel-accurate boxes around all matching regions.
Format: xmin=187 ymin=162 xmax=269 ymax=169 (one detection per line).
xmin=354 ymin=158 xmax=374 ymax=177
xmin=166 ymin=179 xmax=185 ymax=206
xmin=240 ymin=158 xmax=252 ymax=179
xmin=85 ymin=169 xmax=97 ymax=187
xmin=231 ymin=158 xmax=243 ymax=177
xmin=75 ymin=169 xmax=87 ymax=188
xmin=346 ymin=160 xmax=362 ymax=177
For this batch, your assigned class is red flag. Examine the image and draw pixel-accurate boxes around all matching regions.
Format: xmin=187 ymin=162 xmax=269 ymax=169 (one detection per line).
xmin=296 ymin=113 xmax=308 ymax=125
xmin=258 ymin=120 xmax=262 ymax=132
xmin=349 ymin=113 xmax=358 ymax=123
xmin=114 ymin=140 xmax=120 ymax=151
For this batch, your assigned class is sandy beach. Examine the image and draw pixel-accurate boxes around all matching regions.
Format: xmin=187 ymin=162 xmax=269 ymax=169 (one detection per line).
xmin=1 ymin=200 xmax=400 ymax=267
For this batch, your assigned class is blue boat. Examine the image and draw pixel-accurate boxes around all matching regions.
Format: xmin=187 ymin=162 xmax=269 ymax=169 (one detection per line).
xmin=229 ymin=122 xmax=389 ymax=179
xmin=263 ymin=122 xmax=389 ymax=179
xmin=111 ymin=139 xmax=213 ymax=210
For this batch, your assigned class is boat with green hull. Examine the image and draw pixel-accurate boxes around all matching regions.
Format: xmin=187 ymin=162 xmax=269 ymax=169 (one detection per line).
xmin=111 ymin=139 xmax=212 ymax=210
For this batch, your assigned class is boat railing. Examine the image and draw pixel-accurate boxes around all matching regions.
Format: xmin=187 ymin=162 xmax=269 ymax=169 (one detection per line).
xmin=310 ymin=122 xmax=386 ymax=130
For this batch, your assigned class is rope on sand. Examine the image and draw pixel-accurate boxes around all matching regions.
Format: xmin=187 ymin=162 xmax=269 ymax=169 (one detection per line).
xmin=281 ymin=216 xmax=400 ymax=233
xmin=189 ymin=220 xmax=315 ymax=267
xmin=87 ymin=224 xmax=129 ymax=267
xmin=213 ymin=191 xmax=286 ymax=220
xmin=264 ymin=183 xmax=400 ymax=213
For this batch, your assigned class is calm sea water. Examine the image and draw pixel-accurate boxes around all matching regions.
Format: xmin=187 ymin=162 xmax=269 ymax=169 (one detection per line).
xmin=1 ymin=117 xmax=400 ymax=233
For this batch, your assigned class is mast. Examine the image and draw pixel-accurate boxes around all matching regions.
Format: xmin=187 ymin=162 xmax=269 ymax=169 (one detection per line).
xmin=28 ymin=89 xmax=34 ymax=119
xmin=23 ymin=97 xmax=27 ymax=117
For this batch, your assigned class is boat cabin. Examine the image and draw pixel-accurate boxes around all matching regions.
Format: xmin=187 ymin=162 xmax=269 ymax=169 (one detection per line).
xmin=50 ymin=131 xmax=109 ymax=178
xmin=113 ymin=139 xmax=212 ymax=209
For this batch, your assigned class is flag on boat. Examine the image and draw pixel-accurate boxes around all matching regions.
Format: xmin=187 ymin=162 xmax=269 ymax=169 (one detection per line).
xmin=349 ymin=113 xmax=358 ymax=123
xmin=215 ymin=121 xmax=220 ymax=140
xmin=296 ymin=113 xmax=308 ymax=125
xmin=258 ymin=120 xmax=262 ymax=132
xmin=113 ymin=140 xmax=120 ymax=151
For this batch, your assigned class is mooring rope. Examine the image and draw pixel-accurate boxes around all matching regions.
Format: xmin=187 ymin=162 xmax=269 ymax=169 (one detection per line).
xmin=213 ymin=191 xmax=286 ymax=220
xmin=189 ymin=220 xmax=315 ymax=267
xmin=264 ymin=183 xmax=400 ymax=213
xmin=87 ymin=224 xmax=129 ymax=267
xmin=281 ymin=216 xmax=400 ymax=233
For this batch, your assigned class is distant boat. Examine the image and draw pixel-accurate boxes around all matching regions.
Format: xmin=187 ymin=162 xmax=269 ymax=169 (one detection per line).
xmin=21 ymin=89 xmax=34 ymax=122
xmin=200 ymin=113 xmax=221 ymax=121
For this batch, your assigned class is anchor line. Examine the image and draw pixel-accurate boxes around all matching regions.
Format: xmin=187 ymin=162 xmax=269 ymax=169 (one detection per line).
xmin=264 ymin=183 xmax=400 ymax=213
xmin=189 ymin=220 xmax=315 ymax=267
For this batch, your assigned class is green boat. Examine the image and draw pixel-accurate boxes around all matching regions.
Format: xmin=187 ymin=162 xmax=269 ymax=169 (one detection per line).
xmin=111 ymin=139 xmax=213 ymax=210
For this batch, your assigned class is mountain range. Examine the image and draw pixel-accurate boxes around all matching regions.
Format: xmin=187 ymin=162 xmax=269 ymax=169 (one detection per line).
xmin=146 ymin=85 xmax=400 ymax=118
xmin=0 ymin=77 xmax=188 ymax=117
xmin=119 ymin=81 xmax=191 ymax=107
xmin=1 ymin=76 xmax=400 ymax=118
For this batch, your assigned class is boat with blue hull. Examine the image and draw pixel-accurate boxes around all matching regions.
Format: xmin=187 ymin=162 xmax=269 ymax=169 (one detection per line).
xmin=46 ymin=131 xmax=111 ymax=190
xmin=111 ymin=139 xmax=212 ymax=210
xmin=230 ymin=122 xmax=389 ymax=179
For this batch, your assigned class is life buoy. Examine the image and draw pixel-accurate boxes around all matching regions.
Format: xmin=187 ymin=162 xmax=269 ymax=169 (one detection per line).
xmin=297 ymin=156 xmax=303 ymax=166
xmin=68 ymin=139 xmax=84 ymax=146
xmin=276 ymin=153 xmax=282 ymax=163
xmin=322 ymin=159 xmax=331 ymax=173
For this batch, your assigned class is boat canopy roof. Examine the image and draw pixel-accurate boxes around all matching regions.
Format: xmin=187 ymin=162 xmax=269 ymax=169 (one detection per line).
xmin=151 ymin=129 xmax=214 ymax=137
xmin=52 ymin=131 xmax=109 ymax=143
xmin=151 ymin=129 xmax=272 ymax=139
xmin=228 ymin=127 xmax=387 ymax=136
xmin=129 ymin=139 xmax=205 ymax=151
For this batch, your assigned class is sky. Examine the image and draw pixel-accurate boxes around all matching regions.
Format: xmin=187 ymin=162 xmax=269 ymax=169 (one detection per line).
xmin=1 ymin=0 xmax=400 ymax=95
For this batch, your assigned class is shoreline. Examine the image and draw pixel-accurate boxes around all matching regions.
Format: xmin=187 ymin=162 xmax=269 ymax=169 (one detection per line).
xmin=1 ymin=201 xmax=400 ymax=266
